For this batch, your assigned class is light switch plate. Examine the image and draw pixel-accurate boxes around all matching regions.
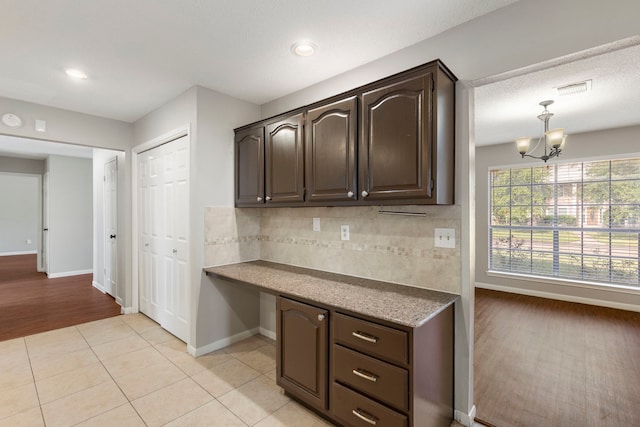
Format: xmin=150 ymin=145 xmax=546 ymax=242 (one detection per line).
xmin=434 ymin=228 xmax=455 ymax=248
xmin=313 ymin=217 xmax=321 ymax=232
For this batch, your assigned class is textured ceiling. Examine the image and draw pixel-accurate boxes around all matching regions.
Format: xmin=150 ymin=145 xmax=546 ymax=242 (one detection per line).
xmin=475 ymin=39 xmax=640 ymax=146
xmin=0 ymin=0 xmax=517 ymax=122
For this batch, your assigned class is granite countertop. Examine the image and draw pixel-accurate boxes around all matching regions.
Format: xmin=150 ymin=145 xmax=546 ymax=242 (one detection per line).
xmin=204 ymin=261 xmax=458 ymax=328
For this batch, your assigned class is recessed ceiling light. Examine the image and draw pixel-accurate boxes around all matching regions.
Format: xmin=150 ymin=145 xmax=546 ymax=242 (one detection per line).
xmin=291 ymin=41 xmax=317 ymax=57
xmin=65 ymin=68 xmax=88 ymax=79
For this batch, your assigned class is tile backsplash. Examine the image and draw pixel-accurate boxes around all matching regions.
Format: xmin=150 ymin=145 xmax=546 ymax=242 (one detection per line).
xmin=204 ymin=205 xmax=461 ymax=294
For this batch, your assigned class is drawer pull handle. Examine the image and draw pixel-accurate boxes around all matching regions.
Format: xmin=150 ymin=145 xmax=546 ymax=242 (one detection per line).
xmin=352 ymin=408 xmax=378 ymax=425
xmin=352 ymin=331 xmax=378 ymax=343
xmin=352 ymin=368 xmax=378 ymax=382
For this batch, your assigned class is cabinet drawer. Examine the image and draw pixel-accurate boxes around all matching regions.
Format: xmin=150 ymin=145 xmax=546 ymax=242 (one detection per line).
xmin=332 ymin=382 xmax=407 ymax=427
xmin=333 ymin=344 xmax=409 ymax=411
xmin=333 ymin=313 xmax=408 ymax=365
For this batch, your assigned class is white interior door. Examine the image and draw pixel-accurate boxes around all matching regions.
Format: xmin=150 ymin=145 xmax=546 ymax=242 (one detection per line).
xmin=138 ymin=136 xmax=189 ymax=341
xmin=42 ymin=172 xmax=49 ymax=274
xmin=104 ymin=158 xmax=117 ymax=297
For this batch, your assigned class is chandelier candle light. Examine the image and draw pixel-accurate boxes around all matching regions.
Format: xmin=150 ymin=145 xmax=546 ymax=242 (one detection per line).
xmin=515 ymin=100 xmax=567 ymax=163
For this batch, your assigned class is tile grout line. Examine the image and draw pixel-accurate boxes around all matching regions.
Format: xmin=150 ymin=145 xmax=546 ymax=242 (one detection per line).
xmin=22 ymin=336 xmax=47 ymax=427
xmin=13 ymin=315 xmax=286 ymax=427
xmin=76 ymin=318 xmax=150 ymax=427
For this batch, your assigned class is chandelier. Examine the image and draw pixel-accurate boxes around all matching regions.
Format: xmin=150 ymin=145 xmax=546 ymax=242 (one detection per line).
xmin=515 ymin=100 xmax=567 ymax=162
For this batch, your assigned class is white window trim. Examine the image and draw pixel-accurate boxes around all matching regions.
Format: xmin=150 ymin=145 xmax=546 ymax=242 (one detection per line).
xmin=487 ymin=270 xmax=640 ymax=296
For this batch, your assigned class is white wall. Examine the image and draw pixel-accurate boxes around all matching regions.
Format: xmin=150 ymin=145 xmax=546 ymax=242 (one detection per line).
xmin=132 ymin=85 xmax=263 ymax=351
xmin=0 ymin=156 xmax=44 ymax=175
xmin=476 ymin=125 xmax=640 ymax=310
xmin=0 ymin=96 xmax=132 ymax=151
xmin=0 ymin=173 xmax=40 ymax=255
xmin=46 ymin=155 xmax=93 ymax=277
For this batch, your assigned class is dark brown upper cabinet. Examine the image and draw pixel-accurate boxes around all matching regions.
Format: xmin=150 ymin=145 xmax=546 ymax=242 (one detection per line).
xmin=277 ymin=296 xmax=329 ymax=412
xmin=265 ymin=113 xmax=305 ymax=204
xmin=359 ymin=65 xmax=455 ymax=205
xmin=305 ymin=96 xmax=358 ymax=203
xmin=233 ymin=60 xmax=456 ymax=207
xmin=235 ymin=125 xmax=264 ymax=207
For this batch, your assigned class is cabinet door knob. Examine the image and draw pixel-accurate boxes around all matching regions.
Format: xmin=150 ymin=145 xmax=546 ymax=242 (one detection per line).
xmin=347 ymin=191 xmax=354 ymax=198
xmin=361 ymin=190 xmax=369 ymax=198
xmin=266 ymin=196 xmax=272 ymax=201
xmin=257 ymin=196 xmax=263 ymax=202
xmin=317 ymin=314 xmax=325 ymax=321
xmin=172 ymin=249 xmax=177 ymax=254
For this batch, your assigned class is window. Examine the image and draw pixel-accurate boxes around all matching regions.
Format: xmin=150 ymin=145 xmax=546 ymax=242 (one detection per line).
xmin=489 ymin=158 xmax=640 ymax=287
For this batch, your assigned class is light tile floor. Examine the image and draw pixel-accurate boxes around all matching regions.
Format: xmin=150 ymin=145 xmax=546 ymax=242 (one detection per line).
xmin=0 ymin=314 xmax=334 ymax=427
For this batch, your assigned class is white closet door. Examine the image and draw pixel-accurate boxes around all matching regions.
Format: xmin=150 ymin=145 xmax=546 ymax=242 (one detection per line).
xmin=160 ymin=136 xmax=189 ymax=340
xmin=138 ymin=135 xmax=189 ymax=341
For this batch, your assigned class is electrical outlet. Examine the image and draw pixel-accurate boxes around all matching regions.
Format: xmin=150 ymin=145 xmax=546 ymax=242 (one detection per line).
xmin=341 ymin=225 xmax=350 ymax=241
xmin=313 ymin=217 xmax=321 ymax=232
xmin=434 ymin=228 xmax=455 ymax=248
xmin=26 ymin=239 xmax=32 ymax=244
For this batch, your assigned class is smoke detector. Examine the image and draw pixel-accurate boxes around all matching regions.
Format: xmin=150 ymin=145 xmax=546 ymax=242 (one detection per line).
xmin=1 ymin=113 xmax=23 ymax=128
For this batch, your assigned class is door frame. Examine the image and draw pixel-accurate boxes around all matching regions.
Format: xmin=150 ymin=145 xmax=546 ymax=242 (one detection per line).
xmin=131 ymin=125 xmax=191 ymax=331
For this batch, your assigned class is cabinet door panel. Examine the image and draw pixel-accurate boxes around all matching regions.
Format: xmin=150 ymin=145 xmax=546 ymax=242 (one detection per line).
xmin=277 ymin=297 xmax=328 ymax=410
xmin=306 ymin=97 xmax=357 ymax=202
xmin=266 ymin=113 xmax=304 ymax=203
xmin=361 ymin=72 xmax=433 ymax=201
xmin=235 ymin=126 xmax=264 ymax=206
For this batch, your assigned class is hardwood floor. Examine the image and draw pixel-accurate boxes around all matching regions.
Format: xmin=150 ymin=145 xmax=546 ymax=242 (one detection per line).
xmin=474 ymin=288 xmax=640 ymax=427
xmin=0 ymin=254 xmax=121 ymax=342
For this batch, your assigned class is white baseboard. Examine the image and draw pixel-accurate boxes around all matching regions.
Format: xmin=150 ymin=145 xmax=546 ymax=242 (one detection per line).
xmin=120 ymin=306 xmax=136 ymax=314
xmin=92 ymin=281 xmax=105 ymax=293
xmin=0 ymin=250 xmax=37 ymax=256
xmin=188 ymin=327 xmax=261 ymax=357
xmin=476 ymin=282 xmax=640 ymax=313
xmin=259 ymin=327 xmax=276 ymax=341
xmin=454 ymin=405 xmax=476 ymax=426
xmin=47 ymin=269 xmax=93 ymax=279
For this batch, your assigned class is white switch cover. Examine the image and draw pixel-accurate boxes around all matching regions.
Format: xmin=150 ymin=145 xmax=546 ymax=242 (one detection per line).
xmin=313 ymin=217 xmax=321 ymax=232
xmin=434 ymin=228 xmax=455 ymax=248
xmin=26 ymin=239 xmax=32 ymax=244
xmin=341 ymin=225 xmax=350 ymax=241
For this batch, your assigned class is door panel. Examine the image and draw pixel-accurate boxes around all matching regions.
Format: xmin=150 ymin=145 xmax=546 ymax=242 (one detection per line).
xmin=137 ymin=135 xmax=189 ymax=341
xmin=235 ymin=126 xmax=265 ymax=206
xmin=360 ymin=72 xmax=433 ymax=201
xmin=265 ymin=113 xmax=304 ymax=204
xmin=277 ymin=297 xmax=328 ymax=411
xmin=104 ymin=158 xmax=117 ymax=297
xmin=306 ymin=97 xmax=357 ymax=202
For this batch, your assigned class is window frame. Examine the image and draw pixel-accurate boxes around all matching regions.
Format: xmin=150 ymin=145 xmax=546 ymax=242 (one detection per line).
xmin=488 ymin=157 xmax=640 ymax=288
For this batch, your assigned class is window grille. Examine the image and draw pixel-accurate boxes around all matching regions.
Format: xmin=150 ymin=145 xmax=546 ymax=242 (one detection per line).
xmin=489 ymin=158 xmax=640 ymax=287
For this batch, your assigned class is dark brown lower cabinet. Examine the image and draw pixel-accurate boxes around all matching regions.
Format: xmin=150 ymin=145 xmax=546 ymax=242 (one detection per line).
xmin=276 ymin=296 xmax=454 ymax=427
xmin=276 ymin=297 xmax=328 ymax=411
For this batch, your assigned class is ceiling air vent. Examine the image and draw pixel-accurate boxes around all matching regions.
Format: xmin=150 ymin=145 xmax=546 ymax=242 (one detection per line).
xmin=556 ymin=80 xmax=592 ymax=96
